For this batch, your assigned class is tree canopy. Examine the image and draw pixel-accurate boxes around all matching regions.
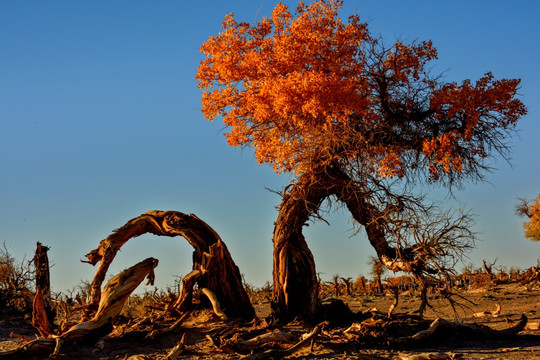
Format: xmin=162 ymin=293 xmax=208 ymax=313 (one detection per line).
xmin=197 ymin=0 xmax=527 ymax=321
xmin=197 ymin=0 xmax=526 ymax=186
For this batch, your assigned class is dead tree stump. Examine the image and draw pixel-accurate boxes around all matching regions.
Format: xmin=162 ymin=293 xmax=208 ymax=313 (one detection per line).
xmin=32 ymin=242 xmax=55 ymax=336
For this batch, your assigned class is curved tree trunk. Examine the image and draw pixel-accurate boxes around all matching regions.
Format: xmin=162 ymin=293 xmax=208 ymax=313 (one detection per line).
xmin=83 ymin=210 xmax=254 ymax=320
xmin=271 ymin=170 xmax=337 ymax=323
xmin=270 ymin=165 xmax=422 ymax=322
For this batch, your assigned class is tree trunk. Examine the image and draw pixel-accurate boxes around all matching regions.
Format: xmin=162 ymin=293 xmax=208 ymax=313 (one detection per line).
xmin=271 ymin=170 xmax=337 ymax=323
xmin=83 ymin=210 xmax=254 ymax=320
xmin=32 ymin=242 xmax=55 ymax=335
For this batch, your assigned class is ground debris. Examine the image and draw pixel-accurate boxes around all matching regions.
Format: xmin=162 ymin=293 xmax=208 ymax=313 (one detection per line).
xmin=394 ymin=352 xmax=462 ymax=360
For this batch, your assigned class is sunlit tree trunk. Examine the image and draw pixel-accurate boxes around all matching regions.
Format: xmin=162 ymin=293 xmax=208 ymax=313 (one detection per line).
xmin=271 ymin=170 xmax=336 ymax=323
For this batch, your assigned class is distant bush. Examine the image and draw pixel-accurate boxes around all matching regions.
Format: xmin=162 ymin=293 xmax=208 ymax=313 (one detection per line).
xmin=0 ymin=243 xmax=34 ymax=314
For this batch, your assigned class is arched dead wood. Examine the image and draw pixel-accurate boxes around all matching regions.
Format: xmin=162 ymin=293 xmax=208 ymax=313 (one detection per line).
xmin=0 ymin=258 xmax=158 ymax=359
xmin=83 ymin=210 xmax=254 ymax=320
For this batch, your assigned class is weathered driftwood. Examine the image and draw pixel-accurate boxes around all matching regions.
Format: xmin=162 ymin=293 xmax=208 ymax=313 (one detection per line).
xmin=0 ymin=258 xmax=158 ymax=359
xmin=473 ymin=303 xmax=501 ymax=317
xmin=83 ymin=210 xmax=254 ymax=320
xmin=240 ymin=321 xmax=329 ymax=360
xmin=224 ymin=331 xmax=296 ymax=353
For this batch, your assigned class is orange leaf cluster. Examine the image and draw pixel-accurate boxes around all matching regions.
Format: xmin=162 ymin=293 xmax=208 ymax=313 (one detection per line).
xmin=197 ymin=0 xmax=526 ymax=181
xmin=423 ymin=73 xmax=526 ymax=180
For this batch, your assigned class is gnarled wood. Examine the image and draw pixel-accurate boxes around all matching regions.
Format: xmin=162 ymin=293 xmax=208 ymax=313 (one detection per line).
xmin=271 ymin=168 xmax=341 ymax=322
xmin=84 ymin=210 xmax=254 ymax=320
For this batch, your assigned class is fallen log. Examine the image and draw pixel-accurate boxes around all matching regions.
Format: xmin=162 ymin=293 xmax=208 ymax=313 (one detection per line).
xmin=224 ymin=331 xmax=296 ymax=353
xmin=395 ymin=314 xmax=528 ymax=343
xmin=0 ymin=257 xmax=158 ymax=359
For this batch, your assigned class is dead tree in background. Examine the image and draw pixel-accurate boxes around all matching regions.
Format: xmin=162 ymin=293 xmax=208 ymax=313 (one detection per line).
xmin=369 ymin=256 xmax=386 ymax=295
xmin=83 ymin=210 xmax=254 ymax=320
xmin=340 ymin=277 xmax=353 ymax=296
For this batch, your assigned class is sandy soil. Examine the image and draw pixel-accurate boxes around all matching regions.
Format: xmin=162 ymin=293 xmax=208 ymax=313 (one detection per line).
xmin=1 ymin=282 xmax=539 ymax=359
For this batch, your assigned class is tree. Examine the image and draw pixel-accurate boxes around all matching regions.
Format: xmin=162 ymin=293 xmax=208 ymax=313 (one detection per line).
xmin=368 ymin=256 xmax=386 ymax=295
xmin=516 ymin=195 xmax=540 ymax=241
xmin=197 ymin=0 xmax=526 ymax=321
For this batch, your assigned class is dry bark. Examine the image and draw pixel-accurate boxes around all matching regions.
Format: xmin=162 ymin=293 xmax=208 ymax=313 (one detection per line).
xmin=83 ymin=210 xmax=254 ymax=320
xmin=270 ymin=164 xmax=421 ymax=322
xmin=32 ymin=242 xmax=55 ymax=336
xmin=271 ymin=170 xmax=338 ymax=322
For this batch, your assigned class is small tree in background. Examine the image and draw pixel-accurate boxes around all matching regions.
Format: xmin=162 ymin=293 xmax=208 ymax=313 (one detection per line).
xmin=369 ymin=256 xmax=386 ymax=294
xmin=516 ymin=194 xmax=540 ymax=241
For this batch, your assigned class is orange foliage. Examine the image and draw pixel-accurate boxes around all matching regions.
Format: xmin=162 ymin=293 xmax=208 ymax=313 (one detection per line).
xmin=523 ymin=195 xmax=540 ymax=242
xmin=197 ymin=0 xmax=526 ymax=181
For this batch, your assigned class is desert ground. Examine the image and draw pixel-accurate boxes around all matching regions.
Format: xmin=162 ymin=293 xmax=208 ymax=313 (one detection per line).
xmin=1 ymin=281 xmax=540 ymax=359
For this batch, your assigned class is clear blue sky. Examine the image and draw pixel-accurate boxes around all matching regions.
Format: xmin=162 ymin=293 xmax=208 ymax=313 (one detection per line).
xmin=1 ymin=1 xmax=539 ymax=294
